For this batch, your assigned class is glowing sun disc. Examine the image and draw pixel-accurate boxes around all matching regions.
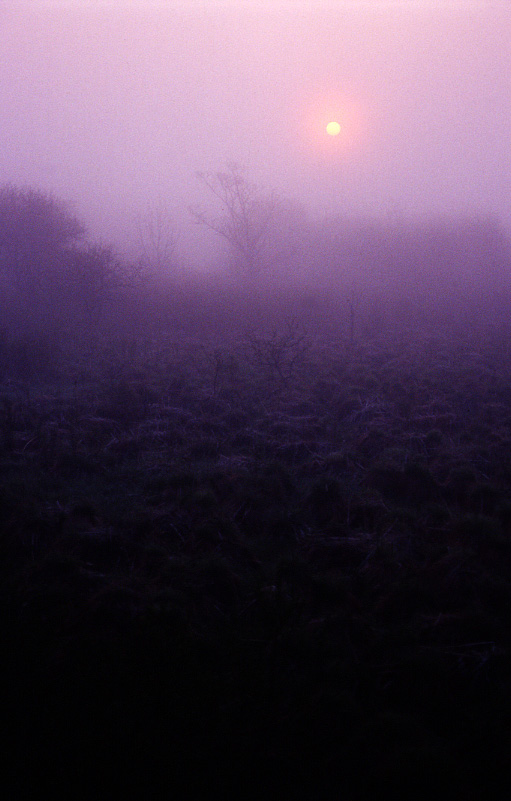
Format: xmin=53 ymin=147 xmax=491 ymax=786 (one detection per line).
xmin=326 ymin=121 xmax=341 ymax=136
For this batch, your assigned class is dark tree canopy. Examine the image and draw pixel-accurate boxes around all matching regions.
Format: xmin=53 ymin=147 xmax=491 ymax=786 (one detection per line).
xmin=0 ymin=185 xmax=85 ymax=265
xmin=0 ymin=184 xmax=130 ymax=332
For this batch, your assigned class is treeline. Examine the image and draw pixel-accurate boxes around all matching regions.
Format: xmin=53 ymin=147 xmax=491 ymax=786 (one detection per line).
xmin=0 ymin=184 xmax=143 ymax=336
xmin=1 ymin=182 xmax=510 ymax=350
xmin=300 ymin=214 xmax=511 ymax=293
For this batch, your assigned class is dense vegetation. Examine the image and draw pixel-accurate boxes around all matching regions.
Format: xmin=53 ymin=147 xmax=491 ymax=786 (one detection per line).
xmin=2 ymin=184 xmax=511 ymax=796
xmin=3 ymin=299 xmax=511 ymax=797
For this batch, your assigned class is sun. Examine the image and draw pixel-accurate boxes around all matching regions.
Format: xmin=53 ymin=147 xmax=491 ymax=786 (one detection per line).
xmin=326 ymin=121 xmax=341 ymax=136
xmin=294 ymin=88 xmax=367 ymax=161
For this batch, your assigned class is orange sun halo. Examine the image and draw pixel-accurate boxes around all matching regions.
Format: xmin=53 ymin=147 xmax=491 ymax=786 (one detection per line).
xmin=291 ymin=88 xmax=368 ymax=162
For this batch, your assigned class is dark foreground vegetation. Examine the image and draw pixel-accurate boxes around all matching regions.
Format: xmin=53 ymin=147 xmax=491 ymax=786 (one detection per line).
xmin=3 ymin=297 xmax=511 ymax=799
xmin=2 ymin=184 xmax=511 ymax=796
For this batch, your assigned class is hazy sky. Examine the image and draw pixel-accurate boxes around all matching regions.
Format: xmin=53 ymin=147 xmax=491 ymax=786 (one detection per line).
xmin=1 ymin=0 xmax=509 ymax=257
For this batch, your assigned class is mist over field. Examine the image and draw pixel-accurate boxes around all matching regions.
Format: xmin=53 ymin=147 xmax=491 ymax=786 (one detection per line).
xmin=1 ymin=0 xmax=509 ymax=268
xmin=3 ymin=3 xmax=511 ymax=799
xmin=0 ymin=0 xmax=509 ymax=338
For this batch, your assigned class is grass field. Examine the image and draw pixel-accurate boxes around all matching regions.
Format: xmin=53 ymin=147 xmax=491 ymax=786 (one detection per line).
xmin=2 ymin=310 xmax=511 ymax=797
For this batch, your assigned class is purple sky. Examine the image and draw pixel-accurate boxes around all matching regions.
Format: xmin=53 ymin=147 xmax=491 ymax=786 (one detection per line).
xmin=1 ymin=0 xmax=509 ymax=261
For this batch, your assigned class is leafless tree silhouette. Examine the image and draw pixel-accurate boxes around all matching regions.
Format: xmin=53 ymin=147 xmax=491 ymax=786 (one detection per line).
xmin=190 ymin=163 xmax=279 ymax=277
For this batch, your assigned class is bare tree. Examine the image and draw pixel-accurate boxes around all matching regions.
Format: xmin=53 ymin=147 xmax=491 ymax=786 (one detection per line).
xmin=136 ymin=198 xmax=178 ymax=272
xmin=189 ymin=163 xmax=279 ymax=277
xmin=66 ymin=243 xmax=127 ymax=324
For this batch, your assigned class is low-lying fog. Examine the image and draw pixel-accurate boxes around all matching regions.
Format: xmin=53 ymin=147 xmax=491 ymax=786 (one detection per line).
xmin=1 ymin=0 xmax=509 ymax=271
